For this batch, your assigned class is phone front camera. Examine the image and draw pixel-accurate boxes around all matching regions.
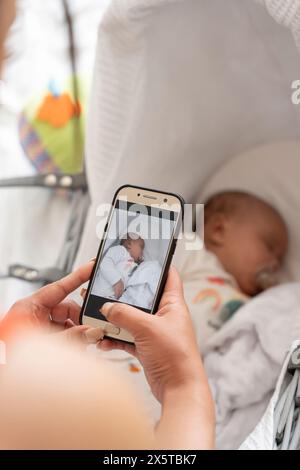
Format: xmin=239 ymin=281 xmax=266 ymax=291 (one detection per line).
xmin=164 ymin=198 xmax=168 ymax=203
xmin=137 ymin=193 xmax=141 ymax=197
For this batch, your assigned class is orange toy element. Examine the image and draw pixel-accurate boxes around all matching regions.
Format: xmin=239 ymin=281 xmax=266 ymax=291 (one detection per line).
xmin=37 ymin=93 xmax=81 ymax=128
xmin=192 ymin=288 xmax=222 ymax=311
xmin=206 ymin=276 xmax=226 ymax=286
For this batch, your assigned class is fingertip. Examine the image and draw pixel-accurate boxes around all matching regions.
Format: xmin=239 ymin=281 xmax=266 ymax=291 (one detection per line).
xmin=165 ymin=265 xmax=183 ymax=293
xmin=100 ymin=302 xmax=114 ymax=318
xmin=60 ymin=325 xmax=90 ymax=343
xmin=84 ymin=327 xmax=104 ymax=343
xmin=169 ymin=264 xmax=180 ymax=278
xmin=80 ymin=288 xmax=87 ymax=299
xmin=64 ymin=319 xmax=76 ymax=329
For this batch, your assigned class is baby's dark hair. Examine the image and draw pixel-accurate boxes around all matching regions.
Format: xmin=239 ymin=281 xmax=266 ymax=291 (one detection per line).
xmin=120 ymin=232 xmax=145 ymax=249
xmin=204 ymin=191 xmax=265 ymax=224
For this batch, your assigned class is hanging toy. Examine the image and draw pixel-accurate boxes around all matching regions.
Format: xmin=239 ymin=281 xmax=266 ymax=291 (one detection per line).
xmin=37 ymin=79 xmax=81 ymax=128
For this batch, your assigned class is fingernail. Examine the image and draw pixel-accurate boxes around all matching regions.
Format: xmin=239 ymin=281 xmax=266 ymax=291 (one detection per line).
xmin=100 ymin=302 xmax=113 ymax=317
xmin=89 ymin=257 xmax=96 ymax=263
xmin=64 ymin=319 xmax=75 ymax=329
xmin=80 ymin=287 xmax=86 ymax=298
xmin=84 ymin=327 xmax=104 ymax=343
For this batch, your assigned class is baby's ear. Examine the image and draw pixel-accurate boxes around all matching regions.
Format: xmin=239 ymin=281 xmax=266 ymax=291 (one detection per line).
xmin=205 ymin=213 xmax=228 ymax=246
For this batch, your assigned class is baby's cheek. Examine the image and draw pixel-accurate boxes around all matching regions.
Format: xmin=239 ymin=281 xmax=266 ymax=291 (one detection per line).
xmin=237 ymin=256 xmax=258 ymax=284
xmin=243 ymin=239 xmax=264 ymax=262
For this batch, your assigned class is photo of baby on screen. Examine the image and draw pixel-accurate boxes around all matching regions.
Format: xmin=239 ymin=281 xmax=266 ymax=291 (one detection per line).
xmin=91 ymin=231 xmax=168 ymax=310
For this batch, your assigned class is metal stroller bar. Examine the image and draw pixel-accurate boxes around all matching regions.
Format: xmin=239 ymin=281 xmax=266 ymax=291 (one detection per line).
xmin=273 ymin=345 xmax=300 ymax=449
xmin=0 ymin=172 xmax=89 ymax=285
xmin=0 ymin=172 xmax=87 ymax=190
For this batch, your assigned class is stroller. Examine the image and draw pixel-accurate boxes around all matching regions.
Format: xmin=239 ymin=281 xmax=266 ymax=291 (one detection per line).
xmin=0 ymin=0 xmax=108 ymax=308
xmin=2 ymin=0 xmax=300 ymax=449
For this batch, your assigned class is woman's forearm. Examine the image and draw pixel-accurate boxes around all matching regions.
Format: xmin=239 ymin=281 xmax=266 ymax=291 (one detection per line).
xmin=155 ymin=379 xmax=215 ymax=450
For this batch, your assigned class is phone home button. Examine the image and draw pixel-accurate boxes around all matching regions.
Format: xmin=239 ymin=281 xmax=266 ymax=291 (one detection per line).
xmin=104 ymin=324 xmax=120 ymax=336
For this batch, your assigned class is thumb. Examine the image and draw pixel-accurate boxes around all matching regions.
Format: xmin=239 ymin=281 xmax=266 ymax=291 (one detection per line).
xmin=163 ymin=266 xmax=184 ymax=296
xmin=159 ymin=266 xmax=184 ymax=308
xmin=101 ymin=302 xmax=151 ymax=336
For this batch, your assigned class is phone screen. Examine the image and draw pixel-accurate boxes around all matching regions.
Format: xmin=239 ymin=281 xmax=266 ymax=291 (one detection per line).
xmin=82 ymin=199 xmax=179 ymax=322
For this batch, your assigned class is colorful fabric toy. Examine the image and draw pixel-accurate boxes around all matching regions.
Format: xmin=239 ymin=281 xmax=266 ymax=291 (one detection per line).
xmin=18 ymin=77 xmax=86 ymax=174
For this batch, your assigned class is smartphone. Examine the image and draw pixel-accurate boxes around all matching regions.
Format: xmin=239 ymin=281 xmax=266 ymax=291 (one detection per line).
xmin=80 ymin=185 xmax=184 ymax=343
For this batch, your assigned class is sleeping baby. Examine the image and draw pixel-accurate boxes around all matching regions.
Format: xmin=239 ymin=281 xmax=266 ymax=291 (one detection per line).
xmin=174 ymin=191 xmax=288 ymax=352
xmin=93 ymin=232 xmax=161 ymax=310
xmin=92 ymin=233 xmax=145 ymax=300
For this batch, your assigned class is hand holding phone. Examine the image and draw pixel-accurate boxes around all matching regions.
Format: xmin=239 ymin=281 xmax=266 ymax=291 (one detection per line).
xmin=80 ymin=185 xmax=184 ymax=343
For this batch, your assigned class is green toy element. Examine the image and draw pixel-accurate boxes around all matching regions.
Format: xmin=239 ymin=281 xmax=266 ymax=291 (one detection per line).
xmin=209 ymin=299 xmax=245 ymax=330
xmin=18 ymin=77 xmax=88 ymax=174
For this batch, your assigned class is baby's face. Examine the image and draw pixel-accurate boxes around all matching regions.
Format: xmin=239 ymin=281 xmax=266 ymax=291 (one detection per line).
xmin=127 ymin=240 xmax=144 ymax=262
xmin=214 ymin=204 xmax=288 ymax=296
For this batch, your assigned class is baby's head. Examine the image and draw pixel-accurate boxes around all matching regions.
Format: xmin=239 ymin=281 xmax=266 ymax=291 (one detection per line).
xmin=204 ymin=191 xmax=288 ymax=296
xmin=121 ymin=233 xmax=145 ymax=263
